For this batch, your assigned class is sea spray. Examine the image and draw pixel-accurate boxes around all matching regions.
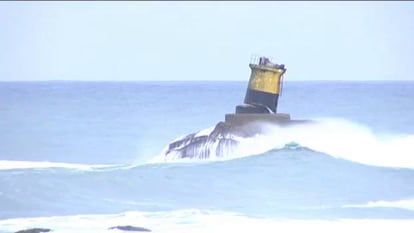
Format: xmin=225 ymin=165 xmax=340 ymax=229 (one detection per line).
xmin=154 ymin=118 xmax=414 ymax=169
xmin=259 ymin=118 xmax=414 ymax=169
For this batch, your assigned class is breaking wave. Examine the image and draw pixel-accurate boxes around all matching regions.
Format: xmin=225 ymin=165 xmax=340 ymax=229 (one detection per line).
xmin=153 ymin=118 xmax=414 ymax=169
xmin=254 ymin=118 xmax=414 ymax=169
xmin=2 ymin=209 xmax=414 ymax=233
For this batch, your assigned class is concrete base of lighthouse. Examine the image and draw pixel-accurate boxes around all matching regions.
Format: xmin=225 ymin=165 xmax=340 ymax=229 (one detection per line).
xmin=225 ymin=113 xmax=291 ymax=126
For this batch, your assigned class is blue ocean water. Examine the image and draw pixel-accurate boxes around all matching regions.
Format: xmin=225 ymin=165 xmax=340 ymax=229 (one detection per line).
xmin=0 ymin=81 xmax=414 ymax=232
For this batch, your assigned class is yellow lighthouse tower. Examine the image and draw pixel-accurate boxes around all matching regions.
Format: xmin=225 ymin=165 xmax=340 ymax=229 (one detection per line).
xmin=225 ymin=56 xmax=291 ymax=126
xmin=237 ymin=56 xmax=287 ymax=114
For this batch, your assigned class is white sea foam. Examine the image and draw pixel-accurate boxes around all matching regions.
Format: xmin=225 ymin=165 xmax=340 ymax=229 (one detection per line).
xmin=344 ymin=199 xmax=414 ymax=211
xmin=0 ymin=209 xmax=414 ymax=233
xmin=254 ymin=118 xmax=414 ymax=169
xmin=0 ymin=160 xmax=120 ymax=171
xmin=154 ymin=118 xmax=414 ymax=169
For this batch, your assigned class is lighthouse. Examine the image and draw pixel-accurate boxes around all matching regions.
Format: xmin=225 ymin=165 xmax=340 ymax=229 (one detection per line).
xmin=237 ymin=56 xmax=286 ymax=114
xmin=225 ymin=56 xmax=292 ymax=126
xmin=162 ymin=55 xmax=309 ymax=160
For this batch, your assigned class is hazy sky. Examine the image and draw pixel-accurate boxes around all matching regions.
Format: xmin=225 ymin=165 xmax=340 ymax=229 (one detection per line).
xmin=1 ymin=1 xmax=413 ymax=81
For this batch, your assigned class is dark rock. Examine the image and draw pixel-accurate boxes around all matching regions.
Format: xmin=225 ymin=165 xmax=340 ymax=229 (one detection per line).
xmin=109 ymin=225 xmax=151 ymax=232
xmin=165 ymin=121 xmax=242 ymax=159
xmin=15 ymin=228 xmax=51 ymax=233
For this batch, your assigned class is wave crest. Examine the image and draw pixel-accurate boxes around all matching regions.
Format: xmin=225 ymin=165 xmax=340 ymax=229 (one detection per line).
xmin=153 ymin=118 xmax=414 ymax=169
xmin=257 ymin=118 xmax=414 ymax=169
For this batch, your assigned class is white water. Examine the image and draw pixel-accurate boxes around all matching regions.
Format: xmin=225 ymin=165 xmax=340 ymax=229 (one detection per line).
xmin=344 ymin=198 xmax=414 ymax=211
xmin=154 ymin=118 xmax=414 ymax=169
xmin=254 ymin=118 xmax=414 ymax=169
xmin=1 ymin=209 xmax=414 ymax=233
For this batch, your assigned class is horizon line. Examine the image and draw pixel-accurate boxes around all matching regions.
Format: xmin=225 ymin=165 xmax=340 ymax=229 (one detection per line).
xmin=1 ymin=79 xmax=413 ymax=83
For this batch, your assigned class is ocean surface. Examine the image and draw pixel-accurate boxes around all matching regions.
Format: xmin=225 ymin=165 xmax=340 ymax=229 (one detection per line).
xmin=0 ymin=81 xmax=414 ymax=232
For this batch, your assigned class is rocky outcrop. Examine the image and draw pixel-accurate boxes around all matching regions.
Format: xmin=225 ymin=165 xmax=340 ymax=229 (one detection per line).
xmin=15 ymin=228 xmax=51 ymax=233
xmin=109 ymin=225 xmax=151 ymax=232
xmin=164 ymin=121 xmax=241 ymax=159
